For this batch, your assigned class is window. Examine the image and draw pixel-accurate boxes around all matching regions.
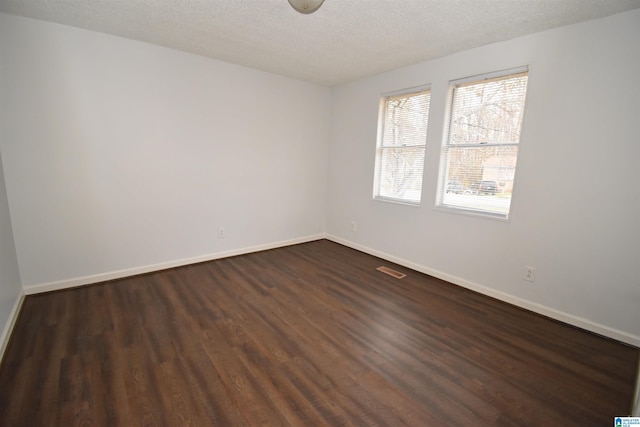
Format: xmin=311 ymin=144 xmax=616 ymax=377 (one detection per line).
xmin=437 ymin=67 xmax=529 ymax=218
xmin=373 ymin=86 xmax=431 ymax=204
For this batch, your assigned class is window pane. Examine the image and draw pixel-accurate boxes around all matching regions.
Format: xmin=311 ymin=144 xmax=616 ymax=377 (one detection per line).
xmin=438 ymin=69 xmax=528 ymax=218
xmin=374 ymin=88 xmax=430 ymax=204
xmin=377 ymin=146 xmax=425 ymax=203
xmin=381 ymin=92 xmax=430 ymax=147
xmin=441 ymin=145 xmax=518 ymax=215
xmin=449 ymin=73 xmax=527 ymax=145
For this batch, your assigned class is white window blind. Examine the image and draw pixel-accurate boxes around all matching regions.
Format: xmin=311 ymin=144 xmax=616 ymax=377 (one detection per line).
xmin=437 ymin=68 xmax=529 ymax=218
xmin=373 ymin=87 xmax=431 ymax=204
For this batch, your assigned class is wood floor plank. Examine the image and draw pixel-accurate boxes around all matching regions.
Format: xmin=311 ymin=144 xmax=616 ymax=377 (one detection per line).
xmin=0 ymin=239 xmax=637 ymax=426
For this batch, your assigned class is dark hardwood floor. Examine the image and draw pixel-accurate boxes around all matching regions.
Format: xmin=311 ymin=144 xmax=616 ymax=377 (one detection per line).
xmin=0 ymin=239 xmax=637 ymax=426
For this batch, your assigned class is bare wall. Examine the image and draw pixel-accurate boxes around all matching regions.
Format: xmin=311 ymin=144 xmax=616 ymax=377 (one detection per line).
xmin=327 ymin=10 xmax=640 ymax=345
xmin=0 ymin=13 xmax=330 ymax=289
xmin=0 ymin=150 xmax=22 ymax=358
xmin=1 ymin=9 xmax=638 ymax=349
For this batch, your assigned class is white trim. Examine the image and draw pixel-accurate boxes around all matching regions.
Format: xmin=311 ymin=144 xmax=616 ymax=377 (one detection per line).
xmin=19 ymin=232 xmax=640 ymax=348
xmin=24 ymin=234 xmax=325 ymax=295
xmin=434 ymin=204 xmax=510 ymax=221
xmin=436 ymin=66 xmax=530 ymax=220
xmin=381 ymin=83 xmax=432 ymax=99
xmin=0 ymin=289 xmax=25 ymax=364
xmin=633 ymin=358 xmax=640 ymax=416
xmin=326 ymin=234 xmax=640 ymax=348
xmin=373 ymin=86 xmax=431 ymax=205
xmin=451 ymin=65 xmax=529 ymax=87
xmin=373 ymin=196 xmax=422 ymax=207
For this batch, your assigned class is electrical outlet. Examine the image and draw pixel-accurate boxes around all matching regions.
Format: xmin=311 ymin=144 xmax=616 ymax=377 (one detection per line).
xmin=350 ymin=221 xmax=357 ymax=232
xmin=524 ymin=265 xmax=536 ymax=282
xmin=218 ymin=227 xmax=225 ymax=238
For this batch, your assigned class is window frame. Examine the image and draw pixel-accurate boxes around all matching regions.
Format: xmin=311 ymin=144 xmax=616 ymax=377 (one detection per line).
xmin=373 ymin=84 xmax=432 ymax=206
xmin=436 ymin=66 xmax=530 ymax=220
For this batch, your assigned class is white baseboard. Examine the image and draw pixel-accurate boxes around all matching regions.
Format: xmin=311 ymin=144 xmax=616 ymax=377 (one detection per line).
xmin=24 ymin=234 xmax=325 ymax=295
xmin=20 ymin=232 xmax=640 ymax=348
xmin=0 ymin=289 xmax=25 ymax=364
xmin=326 ymin=234 xmax=640 ymax=348
xmin=11 ymin=233 xmax=640 ymax=407
xmin=633 ymin=357 xmax=640 ymax=416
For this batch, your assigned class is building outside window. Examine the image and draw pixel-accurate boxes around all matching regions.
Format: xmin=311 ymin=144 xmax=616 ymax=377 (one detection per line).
xmin=437 ymin=67 xmax=529 ymax=218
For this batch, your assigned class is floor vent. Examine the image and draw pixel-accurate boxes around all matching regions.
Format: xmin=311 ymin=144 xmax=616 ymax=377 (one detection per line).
xmin=376 ymin=266 xmax=406 ymax=279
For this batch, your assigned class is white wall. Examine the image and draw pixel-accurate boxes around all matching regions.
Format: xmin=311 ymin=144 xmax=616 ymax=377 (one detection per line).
xmin=0 ymin=151 xmax=23 ymax=359
xmin=0 ymin=13 xmax=330 ymax=290
xmin=1 ymin=9 xmax=638 ymax=349
xmin=327 ymin=10 xmax=640 ymax=346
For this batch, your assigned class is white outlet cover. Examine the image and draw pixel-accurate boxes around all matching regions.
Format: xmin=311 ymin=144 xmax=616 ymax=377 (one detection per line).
xmin=524 ymin=265 xmax=536 ymax=282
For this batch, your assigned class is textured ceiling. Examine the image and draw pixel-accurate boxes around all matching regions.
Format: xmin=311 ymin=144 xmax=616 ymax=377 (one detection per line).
xmin=1 ymin=0 xmax=639 ymax=86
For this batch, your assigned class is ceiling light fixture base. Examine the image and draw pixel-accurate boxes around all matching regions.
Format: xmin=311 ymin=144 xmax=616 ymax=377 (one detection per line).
xmin=288 ymin=0 xmax=325 ymax=14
